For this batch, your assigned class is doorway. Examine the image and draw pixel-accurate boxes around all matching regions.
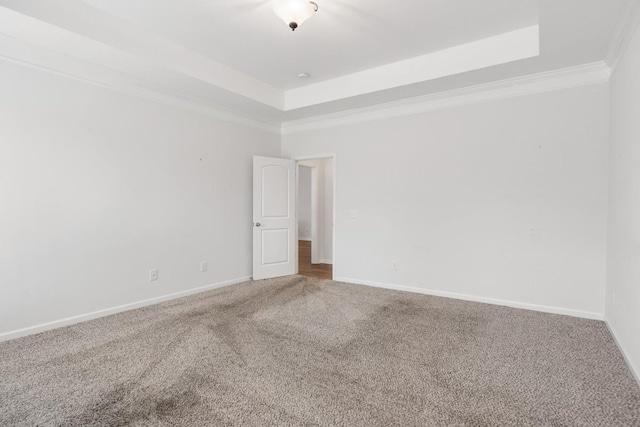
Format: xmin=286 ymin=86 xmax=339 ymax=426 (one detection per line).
xmin=297 ymin=157 xmax=334 ymax=280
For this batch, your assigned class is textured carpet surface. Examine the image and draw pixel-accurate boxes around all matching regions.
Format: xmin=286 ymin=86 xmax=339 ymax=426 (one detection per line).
xmin=1 ymin=276 xmax=639 ymax=426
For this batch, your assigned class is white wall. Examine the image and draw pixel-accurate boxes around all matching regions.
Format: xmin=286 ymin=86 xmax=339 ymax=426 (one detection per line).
xmin=298 ymin=158 xmax=334 ymax=263
xmin=283 ymin=84 xmax=610 ymax=318
xmin=0 ymin=59 xmax=280 ymax=337
xmin=607 ymin=22 xmax=640 ymax=381
xmin=297 ymin=166 xmax=312 ymax=240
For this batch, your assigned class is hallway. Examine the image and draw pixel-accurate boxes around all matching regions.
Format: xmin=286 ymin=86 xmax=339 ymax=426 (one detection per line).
xmin=298 ymin=240 xmax=332 ymax=280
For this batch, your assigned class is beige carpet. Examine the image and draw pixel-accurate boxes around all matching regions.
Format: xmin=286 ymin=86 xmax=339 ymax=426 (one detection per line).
xmin=1 ymin=275 xmax=639 ymax=426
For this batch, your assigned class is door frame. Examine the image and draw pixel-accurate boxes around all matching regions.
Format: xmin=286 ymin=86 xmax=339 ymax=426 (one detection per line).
xmin=293 ymin=153 xmax=337 ymax=274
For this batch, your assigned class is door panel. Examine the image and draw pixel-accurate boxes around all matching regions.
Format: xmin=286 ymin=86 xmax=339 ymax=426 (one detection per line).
xmin=253 ymin=156 xmax=296 ymax=280
xmin=261 ymin=229 xmax=290 ymax=265
xmin=261 ymin=165 xmax=290 ymax=218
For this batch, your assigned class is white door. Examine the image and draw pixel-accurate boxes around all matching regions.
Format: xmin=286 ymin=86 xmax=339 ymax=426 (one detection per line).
xmin=253 ymin=156 xmax=297 ymax=280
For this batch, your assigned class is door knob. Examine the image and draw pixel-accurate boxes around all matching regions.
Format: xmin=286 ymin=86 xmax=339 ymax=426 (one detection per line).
xmin=255 ymin=222 xmax=261 ymax=227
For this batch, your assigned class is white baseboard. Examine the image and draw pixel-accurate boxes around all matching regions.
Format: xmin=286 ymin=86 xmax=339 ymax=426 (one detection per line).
xmin=605 ymin=320 xmax=640 ymax=386
xmin=298 ymin=237 xmax=312 ymax=241
xmin=0 ymin=276 xmax=250 ymax=343
xmin=319 ymin=259 xmax=333 ymax=265
xmin=333 ymin=276 xmax=604 ymax=320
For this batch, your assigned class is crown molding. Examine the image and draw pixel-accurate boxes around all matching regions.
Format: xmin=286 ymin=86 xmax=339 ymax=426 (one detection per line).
xmin=607 ymin=0 xmax=640 ymax=74
xmin=0 ymin=32 xmax=612 ymax=139
xmin=284 ymin=25 xmax=540 ymax=111
xmin=281 ymin=61 xmax=611 ymax=135
xmin=0 ymin=52 xmax=281 ymax=135
xmin=0 ymin=4 xmax=283 ymax=110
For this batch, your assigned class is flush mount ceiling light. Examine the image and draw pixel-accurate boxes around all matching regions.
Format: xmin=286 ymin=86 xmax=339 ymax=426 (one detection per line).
xmin=274 ymin=0 xmax=318 ymax=31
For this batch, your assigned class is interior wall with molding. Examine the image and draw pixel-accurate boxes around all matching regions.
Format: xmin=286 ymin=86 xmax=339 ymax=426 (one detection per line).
xmin=0 ymin=59 xmax=280 ymax=337
xmin=283 ymin=83 xmax=610 ymax=318
xmin=606 ymin=22 xmax=640 ymax=381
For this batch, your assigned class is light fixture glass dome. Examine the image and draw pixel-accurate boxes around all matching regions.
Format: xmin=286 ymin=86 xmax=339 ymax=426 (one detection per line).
xmin=273 ymin=0 xmax=318 ymax=31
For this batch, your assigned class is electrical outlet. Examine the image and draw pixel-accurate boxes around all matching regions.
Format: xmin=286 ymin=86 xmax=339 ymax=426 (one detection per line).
xmin=200 ymin=261 xmax=208 ymax=272
xmin=149 ymin=269 xmax=159 ymax=281
xmin=349 ymin=209 xmax=358 ymax=219
xmin=392 ymin=260 xmax=398 ymax=271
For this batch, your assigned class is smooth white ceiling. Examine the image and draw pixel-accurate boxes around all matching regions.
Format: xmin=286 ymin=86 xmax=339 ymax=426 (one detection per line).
xmin=0 ymin=0 xmax=630 ymax=125
xmin=81 ymin=0 xmax=538 ymax=90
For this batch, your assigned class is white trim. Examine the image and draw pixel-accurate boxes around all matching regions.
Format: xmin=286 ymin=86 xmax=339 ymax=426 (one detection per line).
xmin=294 ymin=163 xmax=300 ymax=275
xmin=298 ymin=237 xmax=312 ymax=242
xmin=0 ymin=54 xmax=280 ymax=135
xmin=0 ymin=30 xmax=612 ymax=136
xmin=0 ymin=276 xmax=250 ymax=343
xmin=318 ymin=259 xmax=333 ymax=265
xmin=606 ymin=0 xmax=640 ymax=74
xmin=284 ymin=26 xmax=540 ymax=110
xmin=281 ymin=62 xmax=611 ymax=135
xmin=605 ymin=320 xmax=640 ymax=387
xmin=334 ymin=276 xmax=604 ymax=320
xmin=0 ymin=5 xmax=282 ymax=110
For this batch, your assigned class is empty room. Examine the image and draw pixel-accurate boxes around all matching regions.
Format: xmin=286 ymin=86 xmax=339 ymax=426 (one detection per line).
xmin=1 ymin=0 xmax=640 ymax=425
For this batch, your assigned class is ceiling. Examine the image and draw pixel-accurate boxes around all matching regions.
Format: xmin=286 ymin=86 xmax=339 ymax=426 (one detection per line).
xmin=82 ymin=0 xmax=539 ymax=90
xmin=0 ymin=0 xmax=631 ymax=127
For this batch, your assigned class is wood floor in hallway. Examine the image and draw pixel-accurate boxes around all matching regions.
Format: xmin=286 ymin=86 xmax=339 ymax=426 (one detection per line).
xmin=298 ymin=240 xmax=332 ymax=280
